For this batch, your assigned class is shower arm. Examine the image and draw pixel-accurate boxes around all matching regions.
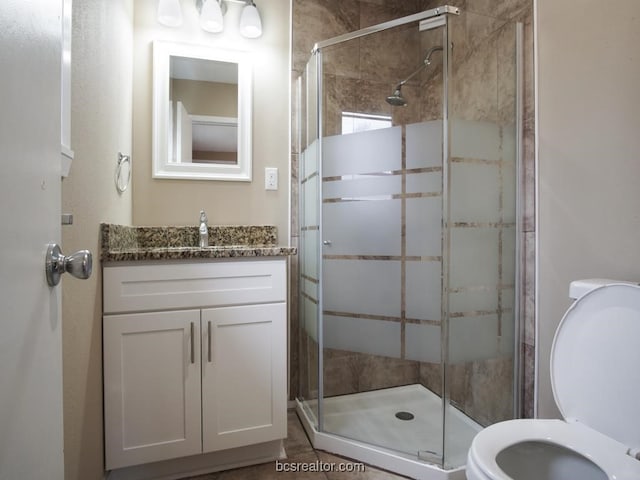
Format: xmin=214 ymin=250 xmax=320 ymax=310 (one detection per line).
xmin=393 ymin=45 xmax=443 ymax=91
xmin=394 ymin=63 xmax=428 ymax=91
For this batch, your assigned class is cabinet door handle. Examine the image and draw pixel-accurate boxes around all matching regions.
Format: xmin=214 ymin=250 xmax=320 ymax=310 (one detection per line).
xmin=190 ymin=322 xmax=195 ymax=364
xmin=207 ymin=321 xmax=212 ymax=363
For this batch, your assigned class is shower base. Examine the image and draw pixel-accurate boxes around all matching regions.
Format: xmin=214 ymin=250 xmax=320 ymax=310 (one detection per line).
xmin=296 ymin=384 xmax=481 ymax=480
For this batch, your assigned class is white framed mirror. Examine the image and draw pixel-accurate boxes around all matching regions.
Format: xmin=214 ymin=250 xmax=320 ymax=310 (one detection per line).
xmin=152 ymin=41 xmax=252 ymax=181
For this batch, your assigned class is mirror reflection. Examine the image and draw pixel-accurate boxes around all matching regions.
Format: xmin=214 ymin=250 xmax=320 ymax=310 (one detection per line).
xmin=169 ymin=56 xmax=239 ymax=165
xmin=152 ymin=41 xmax=252 ymax=182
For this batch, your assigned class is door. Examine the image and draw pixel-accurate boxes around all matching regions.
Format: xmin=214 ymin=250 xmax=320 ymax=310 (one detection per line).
xmin=201 ymin=303 xmax=287 ymax=453
xmin=103 ymin=310 xmax=202 ymax=469
xmin=0 ymin=2 xmax=65 ymax=479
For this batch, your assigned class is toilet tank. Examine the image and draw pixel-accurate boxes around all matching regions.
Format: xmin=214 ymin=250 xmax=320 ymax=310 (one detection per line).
xmin=569 ymin=278 xmax=640 ymax=300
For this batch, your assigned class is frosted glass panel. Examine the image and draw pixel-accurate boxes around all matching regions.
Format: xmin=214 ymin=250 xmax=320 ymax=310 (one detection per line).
xmin=502 ymin=164 xmax=516 ymax=223
xmin=406 ymin=172 xmax=442 ymax=195
xmin=303 ymin=296 xmax=318 ymax=342
xmin=449 ymin=288 xmax=498 ymax=314
xmin=499 ymin=311 xmax=515 ymax=355
xmin=322 ymin=127 xmax=401 ymax=177
xmin=405 ymin=323 xmax=441 ymax=363
xmin=502 ymin=287 xmax=515 ymax=311
xmin=302 ymin=278 xmax=318 ymax=301
xmin=303 ymin=175 xmax=318 ymax=227
xmin=406 ymin=197 xmax=442 ymax=258
xmin=323 ymin=175 xmax=401 ymax=199
xmin=501 ymin=125 xmax=516 ymax=163
xmin=450 ymin=119 xmax=500 ymax=161
xmin=449 ymin=315 xmax=499 ymax=363
xmin=302 ymin=230 xmax=319 ymax=280
xmin=406 ymin=261 xmax=441 ymax=321
xmin=501 ymin=226 xmax=516 ymax=283
xmin=324 ymin=315 xmax=400 ymax=358
xmin=406 ymin=121 xmax=443 ymax=169
xmin=302 ymin=139 xmax=319 ymax=178
xmin=450 ymin=228 xmax=500 ymax=288
xmin=323 ymin=260 xmax=400 ymax=317
xmin=450 ymin=163 xmax=501 ymax=223
xmin=323 ymin=200 xmax=401 ymax=256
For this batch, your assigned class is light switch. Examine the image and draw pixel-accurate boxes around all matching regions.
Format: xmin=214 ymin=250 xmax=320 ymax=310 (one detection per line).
xmin=265 ymin=167 xmax=278 ymax=190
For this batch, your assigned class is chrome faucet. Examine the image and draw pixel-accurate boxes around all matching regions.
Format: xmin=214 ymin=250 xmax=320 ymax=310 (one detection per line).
xmin=198 ymin=210 xmax=208 ymax=248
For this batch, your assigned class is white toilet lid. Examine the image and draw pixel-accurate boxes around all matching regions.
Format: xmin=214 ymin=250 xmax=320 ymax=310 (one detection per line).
xmin=551 ymin=283 xmax=640 ymax=450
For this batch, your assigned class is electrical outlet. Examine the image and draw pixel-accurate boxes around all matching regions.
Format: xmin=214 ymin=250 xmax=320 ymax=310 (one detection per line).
xmin=265 ymin=167 xmax=278 ymax=190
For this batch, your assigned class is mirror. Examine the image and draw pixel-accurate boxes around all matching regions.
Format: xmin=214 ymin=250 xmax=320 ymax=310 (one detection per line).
xmin=152 ymin=41 xmax=252 ymax=181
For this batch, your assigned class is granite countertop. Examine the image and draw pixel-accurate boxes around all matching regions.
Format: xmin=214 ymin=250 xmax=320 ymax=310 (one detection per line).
xmin=101 ymin=224 xmax=296 ymax=262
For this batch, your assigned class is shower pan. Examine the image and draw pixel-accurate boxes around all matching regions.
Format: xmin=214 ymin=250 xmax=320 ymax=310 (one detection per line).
xmin=297 ymin=5 xmax=523 ymax=479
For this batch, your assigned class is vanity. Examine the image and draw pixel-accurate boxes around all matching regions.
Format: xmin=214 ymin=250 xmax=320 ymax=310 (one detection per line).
xmin=101 ymin=224 xmax=296 ymax=479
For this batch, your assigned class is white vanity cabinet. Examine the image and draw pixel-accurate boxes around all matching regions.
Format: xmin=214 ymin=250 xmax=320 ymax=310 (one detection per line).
xmin=102 ymin=259 xmax=287 ymax=472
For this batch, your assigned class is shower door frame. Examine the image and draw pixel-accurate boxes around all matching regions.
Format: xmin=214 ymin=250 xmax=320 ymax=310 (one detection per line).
xmin=297 ymin=4 xmax=523 ymax=478
xmin=313 ymin=6 xmax=459 ymax=475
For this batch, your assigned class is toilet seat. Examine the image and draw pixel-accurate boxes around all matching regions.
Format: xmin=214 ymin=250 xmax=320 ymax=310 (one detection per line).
xmin=467 ymin=283 xmax=640 ymax=480
xmin=550 ymin=283 xmax=640 ymax=448
xmin=467 ymin=419 xmax=640 ymax=480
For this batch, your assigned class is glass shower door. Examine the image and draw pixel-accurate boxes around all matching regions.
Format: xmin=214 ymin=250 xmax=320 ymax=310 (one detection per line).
xmin=296 ymin=5 xmax=522 ymax=472
xmin=298 ymin=51 xmax=321 ymax=429
xmin=443 ymin=11 xmax=521 ymax=469
xmin=316 ymin=16 xmax=449 ymax=464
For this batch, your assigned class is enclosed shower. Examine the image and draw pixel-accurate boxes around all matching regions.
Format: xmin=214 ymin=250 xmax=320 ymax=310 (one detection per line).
xmin=296 ymin=5 xmax=522 ymax=479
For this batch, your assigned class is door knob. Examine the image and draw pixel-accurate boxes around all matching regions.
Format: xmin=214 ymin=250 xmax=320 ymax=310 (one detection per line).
xmin=45 ymin=243 xmax=92 ymax=287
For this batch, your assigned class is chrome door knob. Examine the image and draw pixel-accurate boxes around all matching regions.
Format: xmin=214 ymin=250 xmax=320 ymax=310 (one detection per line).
xmin=45 ymin=243 xmax=92 ymax=287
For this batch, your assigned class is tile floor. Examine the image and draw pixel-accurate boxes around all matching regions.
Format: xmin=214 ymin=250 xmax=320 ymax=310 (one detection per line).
xmin=181 ymin=410 xmax=410 ymax=479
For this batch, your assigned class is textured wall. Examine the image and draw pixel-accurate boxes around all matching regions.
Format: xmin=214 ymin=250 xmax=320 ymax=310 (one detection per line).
xmin=536 ymin=0 xmax=640 ymax=418
xmin=132 ymin=0 xmax=291 ymax=242
xmin=62 ymin=1 xmax=134 ymax=479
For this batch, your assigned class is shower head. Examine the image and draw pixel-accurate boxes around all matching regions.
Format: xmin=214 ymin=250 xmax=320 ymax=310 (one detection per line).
xmin=386 ymin=45 xmax=443 ymax=107
xmin=385 ymin=88 xmax=407 ymax=107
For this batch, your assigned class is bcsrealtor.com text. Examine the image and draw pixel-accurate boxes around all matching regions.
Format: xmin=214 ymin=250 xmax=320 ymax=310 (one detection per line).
xmin=275 ymin=459 xmax=366 ymax=473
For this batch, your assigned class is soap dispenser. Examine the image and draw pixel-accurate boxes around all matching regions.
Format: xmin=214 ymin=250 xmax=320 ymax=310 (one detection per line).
xmin=199 ymin=210 xmax=208 ymax=248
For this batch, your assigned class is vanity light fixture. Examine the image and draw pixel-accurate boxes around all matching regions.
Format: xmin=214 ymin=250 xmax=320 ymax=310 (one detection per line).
xmin=199 ymin=0 xmax=225 ymax=33
xmin=159 ymin=0 xmax=262 ymax=38
xmin=239 ymin=0 xmax=262 ymax=38
xmin=157 ymin=0 xmax=183 ymax=27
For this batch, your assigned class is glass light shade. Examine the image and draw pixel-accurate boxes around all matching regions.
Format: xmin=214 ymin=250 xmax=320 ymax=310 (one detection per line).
xmin=200 ymin=0 xmax=224 ymax=33
xmin=157 ymin=0 xmax=182 ymax=27
xmin=239 ymin=3 xmax=262 ymax=38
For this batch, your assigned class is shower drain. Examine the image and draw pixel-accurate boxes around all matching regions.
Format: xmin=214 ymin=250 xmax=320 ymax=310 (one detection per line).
xmin=395 ymin=411 xmax=415 ymax=421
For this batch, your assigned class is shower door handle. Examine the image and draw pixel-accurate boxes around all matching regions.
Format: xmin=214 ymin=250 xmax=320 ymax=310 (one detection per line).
xmin=323 ymin=240 xmax=332 ymax=246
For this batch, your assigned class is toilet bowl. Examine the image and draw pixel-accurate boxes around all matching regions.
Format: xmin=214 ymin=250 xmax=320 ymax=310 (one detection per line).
xmin=466 ymin=279 xmax=640 ymax=480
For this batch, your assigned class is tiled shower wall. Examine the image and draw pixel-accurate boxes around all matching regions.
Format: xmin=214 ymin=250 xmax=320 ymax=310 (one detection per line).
xmin=290 ymin=0 xmax=535 ymax=422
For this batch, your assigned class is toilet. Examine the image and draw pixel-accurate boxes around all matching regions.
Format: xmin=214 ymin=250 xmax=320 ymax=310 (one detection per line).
xmin=466 ymin=279 xmax=640 ymax=480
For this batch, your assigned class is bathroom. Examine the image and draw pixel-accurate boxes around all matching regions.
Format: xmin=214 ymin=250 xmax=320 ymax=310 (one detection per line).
xmin=1 ymin=0 xmax=639 ymax=479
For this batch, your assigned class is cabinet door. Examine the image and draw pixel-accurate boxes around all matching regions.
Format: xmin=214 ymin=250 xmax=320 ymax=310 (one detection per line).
xmin=103 ymin=310 xmax=202 ymax=469
xmin=201 ymin=303 xmax=287 ymax=453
